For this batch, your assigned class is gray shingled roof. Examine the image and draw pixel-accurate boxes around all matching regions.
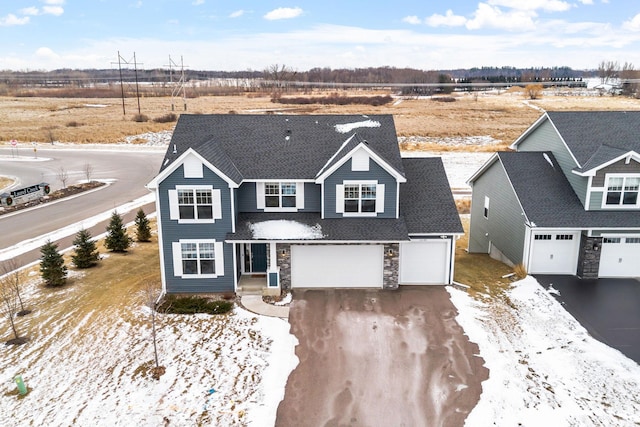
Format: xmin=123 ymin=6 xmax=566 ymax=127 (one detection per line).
xmin=227 ymin=212 xmax=410 ymax=241
xmin=499 ymin=151 xmax=640 ymax=228
xmin=400 ymin=158 xmax=463 ymax=234
xmin=161 ymin=114 xmax=404 ymax=182
xmin=546 ymin=111 xmax=640 ymax=168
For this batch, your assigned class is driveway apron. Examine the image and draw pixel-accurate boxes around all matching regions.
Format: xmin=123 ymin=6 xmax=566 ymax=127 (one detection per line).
xmin=535 ymin=275 xmax=640 ymax=364
xmin=276 ymin=287 xmax=488 ymax=427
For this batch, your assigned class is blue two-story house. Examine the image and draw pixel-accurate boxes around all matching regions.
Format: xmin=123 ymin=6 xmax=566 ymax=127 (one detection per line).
xmin=147 ymin=114 xmax=462 ymax=294
xmin=468 ymin=111 xmax=640 ymax=279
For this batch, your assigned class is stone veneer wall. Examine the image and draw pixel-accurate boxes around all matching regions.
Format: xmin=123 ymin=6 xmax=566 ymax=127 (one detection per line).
xmin=277 ymin=243 xmax=292 ymax=291
xmin=383 ymin=243 xmax=399 ymax=289
xmin=577 ymin=233 xmax=602 ymax=279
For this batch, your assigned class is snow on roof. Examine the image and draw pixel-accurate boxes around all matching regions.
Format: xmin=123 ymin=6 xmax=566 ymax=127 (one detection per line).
xmin=249 ymin=220 xmax=324 ymax=240
xmin=334 ymin=119 xmax=381 ymax=134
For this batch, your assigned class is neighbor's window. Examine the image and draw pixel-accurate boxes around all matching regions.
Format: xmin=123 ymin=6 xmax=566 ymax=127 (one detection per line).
xmin=483 ymin=196 xmax=490 ymax=219
xmin=178 ymin=189 xmax=213 ymax=219
xmin=605 ymin=176 xmax=639 ymax=206
xmin=265 ymin=182 xmax=296 ymax=208
xmin=181 ymin=242 xmax=215 ymax=275
xmin=344 ymin=183 xmax=376 ymax=213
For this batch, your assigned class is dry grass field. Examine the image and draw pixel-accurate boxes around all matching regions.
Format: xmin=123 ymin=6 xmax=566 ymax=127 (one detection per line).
xmin=2 ymin=89 xmax=639 ymax=150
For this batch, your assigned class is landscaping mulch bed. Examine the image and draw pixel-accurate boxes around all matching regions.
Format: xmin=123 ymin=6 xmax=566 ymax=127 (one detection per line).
xmin=0 ymin=181 xmax=105 ymax=216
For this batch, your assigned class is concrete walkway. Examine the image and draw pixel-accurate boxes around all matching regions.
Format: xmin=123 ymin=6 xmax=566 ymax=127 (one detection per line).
xmin=240 ymin=295 xmax=290 ymax=319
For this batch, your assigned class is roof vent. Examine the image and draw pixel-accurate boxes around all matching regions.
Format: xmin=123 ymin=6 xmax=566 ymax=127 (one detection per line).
xmin=542 ymin=153 xmax=554 ymax=169
xmin=172 ymin=144 xmax=177 ymax=154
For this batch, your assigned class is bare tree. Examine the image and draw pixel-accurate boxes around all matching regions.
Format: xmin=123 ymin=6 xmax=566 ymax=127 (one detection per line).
xmin=83 ymin=163 xmax=94 ymax=183
xmin=525 ymin=84 xmax=543 ymax=100
xmin=264 ymin=64 xmax=296 ymax=93
xmin=145 ymin=282 xmax=165 ymax=380
xmin=2 ymin=260 xmax=30 ymax=316
xmin=57 ymin=166 xmax=69 ymax=188
xmin=598 ymin=60 xmax=619 ymax=84
xmin=0 ymin=272 xmax=28 ymax=345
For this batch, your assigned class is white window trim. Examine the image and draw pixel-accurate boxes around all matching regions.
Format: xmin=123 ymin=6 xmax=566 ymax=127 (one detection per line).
xmin=601 ymin=174 xmax=640 ymax=209
xmin=169 ymin=185 xmax=222 ymax=224
xmin=483 ymin=196 xmax=490 ymax=219
xmin=257 ymin=181 xmax=305 ymax=212
xmin=172 ymin=239 xmax=224 ymax=279
xmin=338 ymin=180 xmax=384 ymax=217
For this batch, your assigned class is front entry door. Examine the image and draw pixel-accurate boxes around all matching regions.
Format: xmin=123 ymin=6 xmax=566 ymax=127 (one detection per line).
xmin=250 ymin=243 xmax=267 ymax=273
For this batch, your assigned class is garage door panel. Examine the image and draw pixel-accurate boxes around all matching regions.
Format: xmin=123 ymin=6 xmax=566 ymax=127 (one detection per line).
xmin=599 ymin=237 xmax=640 ymax=278
xmin=291 ymin=245 xmax=383 ymax=288
xmin=399 ymin=240 xmax=449 ymax=284
xmin=529 ymin=232 xmax=579 ymax=275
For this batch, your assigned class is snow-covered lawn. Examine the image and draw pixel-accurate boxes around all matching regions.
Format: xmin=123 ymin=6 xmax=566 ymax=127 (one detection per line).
xmin=449 ymin=277 xmax=640 ymax=426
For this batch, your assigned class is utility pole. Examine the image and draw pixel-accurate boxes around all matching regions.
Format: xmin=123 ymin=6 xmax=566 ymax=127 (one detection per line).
xmin=117 ymin=51 xmax=125 ymax=115
xmin=167 ymin=55 xmax=188 ymax=111
xmin=112 ymin=51 xmax=144 ymax=116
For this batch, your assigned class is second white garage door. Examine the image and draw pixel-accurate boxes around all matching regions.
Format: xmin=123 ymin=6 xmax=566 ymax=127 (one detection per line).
xmin=598 ymin=236 xmax=640 ymax=278
xmin=528 ymin=232 xmax=580 ymax=275
xmin=399 ymin=239 xmax=450 ymax=284
xmin=290 ymin=245 xmax=384 ymax=288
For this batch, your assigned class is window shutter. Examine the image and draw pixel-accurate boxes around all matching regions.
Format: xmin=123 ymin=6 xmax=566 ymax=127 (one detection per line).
xmin=336 ymin=184 xmax=344 ymax=213
xmin=296 ymin=182 xmax=305 ymax=210
xmin=168 ymin=189 xmax=179 ymax=220
xmin=376 ymin=183 xmax=385 ymax=213
xmin=172 ymin=242 xmax=183 ymax=276
xmin=256 ymin=182 xmax=265 ymax=209
xmin=214 ymin=241 xmax=225 ymax=276
xmin=212 ymin=189 xmax=222 ymax=219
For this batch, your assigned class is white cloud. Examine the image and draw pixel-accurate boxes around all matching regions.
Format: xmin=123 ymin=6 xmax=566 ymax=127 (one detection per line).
xmin=578 ymin=0 xmax=594 ymax=4
xmin=35 ymin=47 xmax=60 ymax=60
xmin=230 ymin=10 xmax=244 ymax=18
xmin=43 ymin=0 xmax=65 ymax=4
xmin=0 ymin=13 xmax=30 ymax=26
xmin=20 ymin=7 xmax=40 ymax=16
xmin=425 ymin=10 xmax=467 ymax=27
xmin=487 ymin=0 xmax=571 ymax=12
xmin=466 ymin=3 xmax=537 ymax=31
xmin=402 ymin=15 xmax=422 ymax=25
xmin=192 ymin=0 xmax=204 ymax=5
xmin=42 ymin=6 xmax=64 ymax=16
xmin=263 ymin=7 xmax=303 ymax=21
xmin=623 ymin=13 xmax=640 ymax=32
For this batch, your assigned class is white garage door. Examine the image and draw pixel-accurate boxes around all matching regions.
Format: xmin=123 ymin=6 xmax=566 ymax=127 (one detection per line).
xmin=290 ymin=245 xmax=384 ymax=288
xmin=529 ymin=232 xmax=580 ymax=275
xmin=599 ymin=237 xmax=640 ymax=278
xmin=399 ymin=239 xmax=450 ymax=284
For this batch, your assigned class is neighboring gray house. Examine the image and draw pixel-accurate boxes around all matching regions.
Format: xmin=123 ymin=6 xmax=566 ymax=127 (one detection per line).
xmin=147 ymin=114 xmax=462 ymax=294
xmin=468 ymin=111 xmax=640 ymax=279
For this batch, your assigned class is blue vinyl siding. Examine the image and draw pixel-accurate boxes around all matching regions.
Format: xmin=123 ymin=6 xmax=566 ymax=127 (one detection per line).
xmin=517 ymin=120 xmax=588 ymax=206
xmin=469 ymin=159 xmax=527 ymax=264
xmin=237 ymin=182 xmax=321 ymax=212
xmin=324 ymin=159 xmax=397 ymax=218
xmin=158 ymin=164 xmax=235 ymax=293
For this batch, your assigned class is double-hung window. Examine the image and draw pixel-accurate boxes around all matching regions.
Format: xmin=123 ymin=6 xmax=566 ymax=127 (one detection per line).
xmin=169 ymin=185 xmax=222 ymax=223
xmin=173 ymin=239 xmax=224 ymax=278
xmin=344 ymin=183 xmax=376 ymax=213
xmin=265 ymin=182 xmax=297 ymax=208
xmin=605 ymin=175 xmax=639 ymax=207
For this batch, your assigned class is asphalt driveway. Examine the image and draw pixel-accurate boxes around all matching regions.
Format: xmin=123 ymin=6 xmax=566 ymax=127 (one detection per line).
xmin=535 ymin=275 xmax=640 ymax=364
xmin=276 ymin=287 xmax=488 ymax=427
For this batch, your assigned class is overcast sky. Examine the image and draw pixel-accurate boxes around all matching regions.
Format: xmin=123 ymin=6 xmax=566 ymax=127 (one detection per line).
xmin=2 ymin=0 xmax=640 ymax=72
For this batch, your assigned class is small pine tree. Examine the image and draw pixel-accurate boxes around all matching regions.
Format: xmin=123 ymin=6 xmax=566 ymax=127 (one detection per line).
xmin=135 ymin=208 xmax=152 ymax=242
xmin=105 ymin=211 xmax=131 ymax=252
xmin=72 ymin=228 xmax=100 ymax=268
xmin=40 ymin=240 xmax=67 ymax=287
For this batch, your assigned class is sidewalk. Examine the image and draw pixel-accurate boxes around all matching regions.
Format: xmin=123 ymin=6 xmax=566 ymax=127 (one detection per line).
xmin=240 ymin=295 xmax=290 ymax=319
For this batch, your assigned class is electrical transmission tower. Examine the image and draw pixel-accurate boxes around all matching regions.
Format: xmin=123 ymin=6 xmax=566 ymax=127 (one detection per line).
xmin=167 ymin=55 xmax=188 ymax=111
xmin=112 ymin=51 xmax=143 ymax=116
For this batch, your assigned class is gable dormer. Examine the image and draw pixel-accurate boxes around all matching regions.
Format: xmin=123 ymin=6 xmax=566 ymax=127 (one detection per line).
xmin=315 ymin=135 xmax=406 ymax=219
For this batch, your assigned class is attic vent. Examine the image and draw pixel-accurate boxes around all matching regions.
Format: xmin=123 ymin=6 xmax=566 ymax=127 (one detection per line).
xmin=542 ymin=153 xmax=554 ymax=169
xmin=285 ymin=129 xmax=292 ymax=142
xmin=172 ymin=144 xmax=177 ymax=154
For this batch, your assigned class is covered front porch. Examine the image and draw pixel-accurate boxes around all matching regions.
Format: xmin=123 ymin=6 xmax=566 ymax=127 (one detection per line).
xmin=233 ymin=241 xmax=289 ymax=296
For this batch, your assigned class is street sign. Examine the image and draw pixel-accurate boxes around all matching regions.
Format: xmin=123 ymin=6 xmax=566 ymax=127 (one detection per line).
xmin=10 ymin=139 xmax=17 ymax=147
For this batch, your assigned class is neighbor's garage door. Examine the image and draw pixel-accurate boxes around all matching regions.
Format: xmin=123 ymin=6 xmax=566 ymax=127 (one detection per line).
xmin=399 ymin=239 xmax=450 ymax=284
xmin=598 ymin=237 xmax=640 ymax=278
xmin=529 ymin=232 xmax=580 ymax=275
xmin=290 ymin=245 xmax=383 ymax=288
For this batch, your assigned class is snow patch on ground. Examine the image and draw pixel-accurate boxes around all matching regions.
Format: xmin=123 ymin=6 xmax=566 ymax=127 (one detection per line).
xmin=448 ymin=277 xmax=640 ymax=426
xmin=402 ymin=150 xmax=492 ymax=189
xmin=334 ymin=119 xmax=381 ymax=134
xmin=123 ymin=130 xmax=173 ymax=146
xmin=249 ymin=220 xmax=324 ymax=240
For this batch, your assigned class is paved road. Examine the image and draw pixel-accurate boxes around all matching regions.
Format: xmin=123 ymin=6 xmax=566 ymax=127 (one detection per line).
xmin=0 ymin=146 xmax=165 ymax=266
xmin=276 ymin=288 xmax=488 ymax=427
xmin=535 ymin=275 xmax=640 ymax=364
